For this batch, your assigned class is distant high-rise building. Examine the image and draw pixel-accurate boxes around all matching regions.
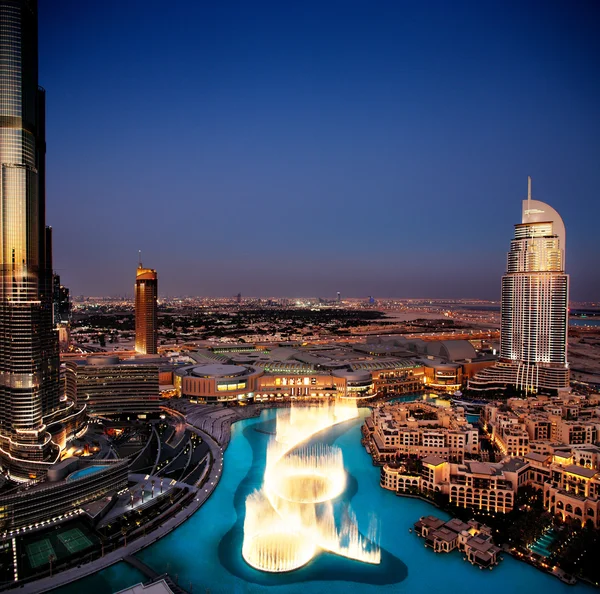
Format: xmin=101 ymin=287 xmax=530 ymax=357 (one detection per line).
xmin=0 ymin=0 xmax=62 ymax=479
xmin=337 ymin=291 xmax=341 ymax=303
xmin=53 ymin=273 xmax=71 ymax=352
xmin=135 ymin=258 xmax=158 ymax=355
xmin=470 ymin=178 xmax=569 ymax=394
xmin=237 ymin=292 xmax=242 ymax=305
xmin=52 ymin=273 xmax=71 ymax=324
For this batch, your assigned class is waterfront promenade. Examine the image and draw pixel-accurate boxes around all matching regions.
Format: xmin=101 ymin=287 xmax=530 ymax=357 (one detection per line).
xmin=17 ymin=405 xmax=239 ymax=594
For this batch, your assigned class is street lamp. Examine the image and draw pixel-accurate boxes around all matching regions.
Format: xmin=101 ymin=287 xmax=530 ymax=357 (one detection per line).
xmin=48 ymin=554 xmax=56 ymax=577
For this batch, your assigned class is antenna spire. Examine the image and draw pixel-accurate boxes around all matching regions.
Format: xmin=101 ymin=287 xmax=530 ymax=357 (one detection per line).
xmin=138 ymin=250 xmax=142 ymax=268
xmin=527 ymin=176 xmax=532 ymax=210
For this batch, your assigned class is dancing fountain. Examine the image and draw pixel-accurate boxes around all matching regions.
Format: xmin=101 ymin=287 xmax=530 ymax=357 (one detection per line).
xmin=242 ymin=399 xmax=381 ymax=573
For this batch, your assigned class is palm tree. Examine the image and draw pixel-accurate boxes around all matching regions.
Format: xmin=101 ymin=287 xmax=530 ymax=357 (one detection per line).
xmin=121 ymin=526 xmax=128 ymax=547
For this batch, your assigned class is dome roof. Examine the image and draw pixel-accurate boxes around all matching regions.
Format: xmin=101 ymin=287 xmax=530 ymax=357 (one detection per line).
xmin=190 ymin=364 xmax=247 ymax=378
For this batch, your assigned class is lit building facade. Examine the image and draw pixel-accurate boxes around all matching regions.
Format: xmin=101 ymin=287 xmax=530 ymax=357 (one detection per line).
xmin=175 ymin=362 xmax=381 ymax=404
xmin=543 ymin=464 xmax=600 ymax=528
xmin=363 ymin=402 xmax=479 ymax=464
xmin=380 ymin=457 xmax=521 ymax=513
xmin=135 ymin=262 xmax=158 ymax=355
xmin=68 ymin=355 xmax=161 ymax=416
xmin=175 ymin=363 xmax=263 ymax=404
xmin=0 ymin=0 xmax=61 ymax=479
xmin=354 ymin=359 xmax=424 ymax=395
xmin=470 ymin=178 xmax=569 ymax=394
xmin=0 ymin=459 xmax=128 ymax=532
xmin=255 ymin=370 xmax=345 ymax=401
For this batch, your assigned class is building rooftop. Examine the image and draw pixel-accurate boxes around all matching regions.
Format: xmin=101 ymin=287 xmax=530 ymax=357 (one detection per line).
xmin=575 ymin=445 xmax=600 ymax=453
xmin=468 ymin=534 xmax=495 ymax=551
xmin=421 ymin=456 xmax=446 ymax=467
xmin=350 ymin=358 xmax=417 ymax=371
xmin=564 ymin=465 xmax=598 ymax=479
xmin=501 ymin=458 xmax=530 ymax=473
xmin=190 ymin=364 xmax=248 ymax=378
xmin=524 ymin=452 xmax=550 ymax=463
xmin=426 ymin=340 xmax=478 ymax=362
xmin=444 ymin=518 xmax=472 ymax=534
xmin=431 ymin=527 xmax=458 ymax=542
xmin=417 ymin=516 xmax=445 ymax=529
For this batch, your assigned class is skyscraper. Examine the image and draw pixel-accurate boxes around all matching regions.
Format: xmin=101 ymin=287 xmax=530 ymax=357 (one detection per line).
xmin=0 ymin=0 xmax=61 ymax=479
xmin=470 ymin=178 xmax=569 ymax=394
xmin=53 ymin=272 xmax=71 ymax=351
xmin=53 ymin=273 xmax=71 ymax=325
xmin=135 ymin=258 xmax=158 ymax=355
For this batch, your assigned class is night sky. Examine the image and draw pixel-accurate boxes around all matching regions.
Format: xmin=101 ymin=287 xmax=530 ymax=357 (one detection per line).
xmin=39 ymin=1 xmax=600 ymax=300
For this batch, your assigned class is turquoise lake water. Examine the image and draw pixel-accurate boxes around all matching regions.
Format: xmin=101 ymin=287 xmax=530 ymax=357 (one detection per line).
xmin=54 ymin=409 xmax=595 ymax=594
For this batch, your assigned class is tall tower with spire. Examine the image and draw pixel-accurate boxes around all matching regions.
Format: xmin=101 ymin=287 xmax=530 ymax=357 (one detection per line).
xmin=0 ymin=0 xmax=61 ymax=479
xmin=470 ymin=178 xmax=570 ymax=394
xmin=135 ymin=255 xmax=158 ymax=355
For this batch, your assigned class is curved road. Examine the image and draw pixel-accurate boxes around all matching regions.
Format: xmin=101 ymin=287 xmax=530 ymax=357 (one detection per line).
xmin=20 ymin=409 xmax=227 ymax=594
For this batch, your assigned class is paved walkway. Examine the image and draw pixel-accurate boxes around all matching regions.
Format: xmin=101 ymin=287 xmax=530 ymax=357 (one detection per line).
xmin=18 ymin=421 xmax=224 ymax=594
xmin=99 ymin=473 xmax=192 ymax=527
xmin=183 ymin=404 xmax=261 ymax=446
xmin=122 ymin=556 xmax=160 ymax=580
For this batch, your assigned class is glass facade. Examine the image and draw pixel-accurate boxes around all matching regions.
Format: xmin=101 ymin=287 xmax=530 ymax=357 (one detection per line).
xmin=500 ymin=202 xmax=569 ymax=372
xmin=470 ymin=181 xmax=570 ymax=394
xmin=0 ymin=0 xmax=60 ymax=479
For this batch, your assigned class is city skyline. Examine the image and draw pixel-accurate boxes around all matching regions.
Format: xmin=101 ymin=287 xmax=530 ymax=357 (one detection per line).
xmin=37 ymin=1 xmax=599 ymax=300
xmin=1 ymin=4 xmax=600 ymax=592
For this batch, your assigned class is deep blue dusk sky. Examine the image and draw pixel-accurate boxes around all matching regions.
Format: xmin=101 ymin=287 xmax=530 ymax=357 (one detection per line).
xmin=39 ymin=1 xmax=600 ymax=300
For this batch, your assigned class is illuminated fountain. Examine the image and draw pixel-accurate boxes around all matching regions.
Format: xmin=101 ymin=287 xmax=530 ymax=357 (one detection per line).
xmin=266 ymin=443 xmax=346 ymax=504
xmin=242 ymin=399 xmax=381 ymax=573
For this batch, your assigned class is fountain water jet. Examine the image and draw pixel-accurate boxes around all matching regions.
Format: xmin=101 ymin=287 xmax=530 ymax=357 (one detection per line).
xmin=242 ymin=400 xmax=381 ymax=573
